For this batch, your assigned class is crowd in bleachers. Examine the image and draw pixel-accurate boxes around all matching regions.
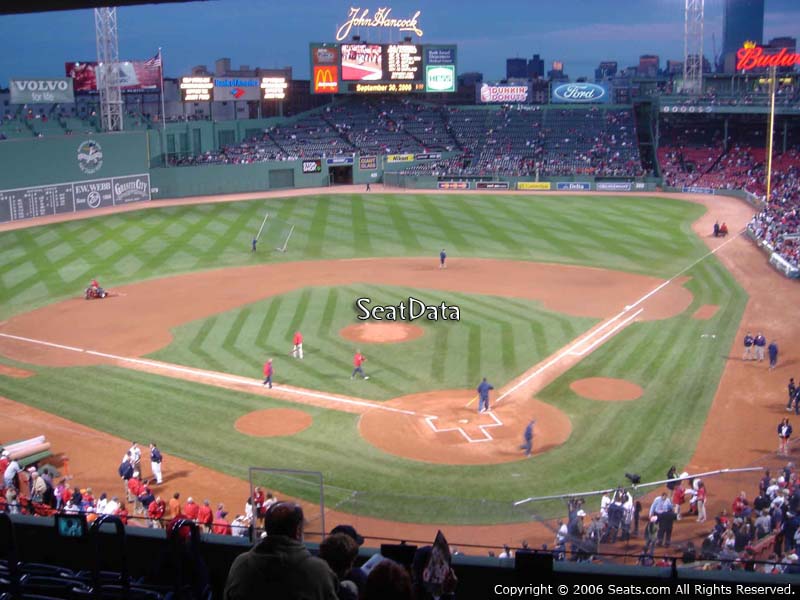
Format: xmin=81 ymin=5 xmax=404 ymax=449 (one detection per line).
xmin=159 ymin=99 xmax=646 ymax=177
xmin=659 ymin=82 xmax=800 ymax=108
xmin=657 ymin=114 xmax=800 ymax=268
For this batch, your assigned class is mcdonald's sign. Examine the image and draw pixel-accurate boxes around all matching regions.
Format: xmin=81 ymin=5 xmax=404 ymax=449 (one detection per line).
xmin=314 ymin=66 xmax=339 ymax=93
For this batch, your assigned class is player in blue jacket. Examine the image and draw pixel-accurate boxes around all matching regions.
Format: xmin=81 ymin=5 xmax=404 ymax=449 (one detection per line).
xmin=439 ymin=248 xmax=447 ymax=269
xmin=743 ymin=332 xmax=754 ymax=361
xmin=520 ymin=419 xmax=536 ymax=457
xmin=769 ymin=340 xmax=779 ymax=370
xmin=477 ymin=377 xmax=494 ymax=413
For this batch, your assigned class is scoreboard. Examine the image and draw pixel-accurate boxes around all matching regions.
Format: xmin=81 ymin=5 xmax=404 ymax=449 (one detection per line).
xmin=311 ymin=43 xmax=456 ymax=94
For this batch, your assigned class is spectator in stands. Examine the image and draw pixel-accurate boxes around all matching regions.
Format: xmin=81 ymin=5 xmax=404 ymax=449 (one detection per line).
xmin=197 ymin=499 xmax=213 ymax=533
xmin=363 ymin=559 xmax=414 ymax=600
xmin=148 ymin=495 xmax=166 ymax=528
xmin=329 ymin=524 xmax=367 ymax=590
xmin=224 ymin=502 xmax=338 ymax=600
xmin=231 ymin=514 xmax=249 ymax=537
xmin=212 ymin=505 xmax=231 ymax=535
xmin=319 ymin=532 xmax=360 ymax=600
xmin=3 ymin=456 xmax=21 ymax=490
xmin=168 ymin=492 xmax=181 ymax=520
xmin=183 ymin=496 xmax=200 ymax=522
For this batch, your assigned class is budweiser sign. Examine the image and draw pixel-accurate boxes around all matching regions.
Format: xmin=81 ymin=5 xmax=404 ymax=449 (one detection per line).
xmin=737 ymin=43 xmax=800 ymax=71
xmin=336 ymin=7 xmax=423 ymax=42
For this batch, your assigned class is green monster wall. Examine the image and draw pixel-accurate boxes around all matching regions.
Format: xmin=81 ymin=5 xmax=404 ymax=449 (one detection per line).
xmin=0 ymin=132 xmax=149 ymax=189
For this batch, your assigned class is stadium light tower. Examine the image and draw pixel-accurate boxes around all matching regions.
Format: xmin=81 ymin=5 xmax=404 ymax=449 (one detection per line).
xmin=682 ymin=0 xmax=704 ymax=94
xmin=95 ymin=7 xmax=124 ymax=132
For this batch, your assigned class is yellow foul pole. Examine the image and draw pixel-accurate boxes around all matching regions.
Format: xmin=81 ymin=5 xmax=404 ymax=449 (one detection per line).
xmin=765 ymin=65 xmax=777 ymax=203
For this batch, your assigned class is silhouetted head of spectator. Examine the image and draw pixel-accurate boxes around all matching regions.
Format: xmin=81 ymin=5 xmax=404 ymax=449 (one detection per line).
xmin=363 ymin=559 xmax=413 ymax=600
xmin=319 ymin=533 xmax=359 ymax=578
xmin=265 ymin=502 xmax=304 ymax=540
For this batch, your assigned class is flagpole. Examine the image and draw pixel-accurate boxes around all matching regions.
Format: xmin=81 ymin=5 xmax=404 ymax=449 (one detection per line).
xmin=159 ymin=47 xmax=168 ymax=167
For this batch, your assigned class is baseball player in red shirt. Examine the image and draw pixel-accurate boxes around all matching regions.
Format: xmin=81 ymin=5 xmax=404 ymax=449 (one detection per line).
xmin=351 ymin=350 xmax=369 ymax=380
xmin=263 ymin=359 xmax=273 ymax=388
xmin=292 ymin=331 xmax=304 ymax=359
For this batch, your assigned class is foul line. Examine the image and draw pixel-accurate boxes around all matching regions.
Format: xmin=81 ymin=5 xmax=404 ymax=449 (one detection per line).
xmin=0 ymin=332 xmax=417 ymax=417
xmin=424 ymin=410 xmax=503 ymax=444
xmin=495 ymin=231 xmax=743 ymax=406
xmin=494 ymin=308 xmax=644 ymax=406
xmin=567 ymin=309 xmax=643 ymax=356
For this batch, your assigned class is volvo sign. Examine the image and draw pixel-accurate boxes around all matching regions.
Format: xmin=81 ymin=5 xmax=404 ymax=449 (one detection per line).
xmin=551 ymin=83 xmax=608 ymax=104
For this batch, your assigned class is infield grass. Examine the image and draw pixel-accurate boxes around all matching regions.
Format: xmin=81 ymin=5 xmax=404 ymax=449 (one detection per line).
xmin=0 ymin=193 xmax=747 ymax=524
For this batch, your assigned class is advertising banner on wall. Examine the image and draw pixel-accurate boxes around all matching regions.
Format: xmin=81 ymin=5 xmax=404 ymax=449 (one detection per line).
xmin=326 ymin=156 xmax=354 ymax=165
xmin=302 ymin=160 xmax=322 ymax=174
xmin=596 ymin=181 xmax=632 ymax=192
xmin=476 ymin=182 xmax=510 ymax=190
xmin=213 ymin=78 xmax=260 ymax=101
xmin=415 ymin=153 xmax=441 ymax=161
xmin=359 ymin=156 xmax=378 ymax=170
xmin=0 ymin=174 xmax=150 ymax=224
xmin=556 ymin=182 xmax=591 ymax=191
xmin=551 ymin=82 xmax=609 ymax=104
xmin=387 ymin=153 xmax=415 ymax=163
xmin=438 ymin=181 xmax=469 ymax=190
xmin=477 ymin=83 xmax=530 ymax=104
xmin=517 ymin=182 xmax=552 ymax=190
xmin=425 ymin=65 xmax=455 ymax=93
xmin=313 ymin=66 xmax=339 ymax=94
xmin=10 ymin=78 xmax=74 ymax=104
xmin=65 ymin=55 xmax=162 ymax=91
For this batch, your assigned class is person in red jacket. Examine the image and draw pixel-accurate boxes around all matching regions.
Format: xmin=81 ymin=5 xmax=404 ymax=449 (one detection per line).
xmin=115 ymin=502 xmax=129 ymax=525
xmin=351 ymin=350 xmax=368 ymax=380
xmin=262 ymin=359 xmax=274 ymax=388
xmin=197 ymin=499 xmax=213 ymax=532
xmin=292 ymin=331 xmax=304 ymax=359
xmin=127 ymin=473 xmax=143 ymax=511
xmin=183 ymin=496 xmax=200 ymax=521
xmin=253 ymin=487 xmax=266 ymax=528
xmin=148 ymin=496 xmax=166 ymax=528
xmin=672 ymin=483 xmax=686 ymax=521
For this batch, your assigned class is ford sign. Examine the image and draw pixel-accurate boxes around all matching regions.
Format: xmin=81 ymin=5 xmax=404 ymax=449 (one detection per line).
xmin=552 ymin=83 xmax=608 ymax=104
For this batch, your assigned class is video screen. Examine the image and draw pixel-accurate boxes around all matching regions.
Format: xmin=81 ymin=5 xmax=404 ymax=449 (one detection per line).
xmin=341 ymin=44 xmax=383 ymax=81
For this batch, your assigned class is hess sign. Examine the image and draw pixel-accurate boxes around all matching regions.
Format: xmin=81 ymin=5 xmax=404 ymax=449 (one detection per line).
xmin=737 ymin=41 xmax=800 ymax=71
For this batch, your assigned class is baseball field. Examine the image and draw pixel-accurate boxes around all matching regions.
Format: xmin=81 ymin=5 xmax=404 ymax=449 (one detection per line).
xmin=0 ymin=190 xmax=749 ymax=527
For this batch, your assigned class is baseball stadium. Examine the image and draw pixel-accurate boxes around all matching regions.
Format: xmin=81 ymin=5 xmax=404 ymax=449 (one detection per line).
xmin=1 ymin=0 xmax=800 ymax=597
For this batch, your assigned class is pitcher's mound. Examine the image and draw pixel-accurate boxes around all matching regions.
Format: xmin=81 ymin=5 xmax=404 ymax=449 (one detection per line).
xmin=570 ymin=377 xmax=643 ymax=402
xmin=235 ymin=408 xmax=312 ymax=437
xmin=340 ymin=322 xmax=424 ymax=344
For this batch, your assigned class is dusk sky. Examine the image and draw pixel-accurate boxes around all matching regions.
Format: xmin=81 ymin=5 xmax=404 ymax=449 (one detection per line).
xmin=1 ymin=0 xmax=799 ymax=83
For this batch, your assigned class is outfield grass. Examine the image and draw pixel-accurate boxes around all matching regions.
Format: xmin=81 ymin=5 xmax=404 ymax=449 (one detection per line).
xmin=0 ymin=193 xmax=705 ymax=320
xmin=0 ymin=193 xmax=747 ymax=523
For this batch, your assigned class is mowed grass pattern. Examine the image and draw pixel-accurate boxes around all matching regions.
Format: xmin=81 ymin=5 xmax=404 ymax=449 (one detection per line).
xmin=150 ymin=285 xmax=597 ymax=401
xmin=0 ymin=193 xmax=747 ymax=523
xmin=0 ymin=194 xmax=705 ymax=320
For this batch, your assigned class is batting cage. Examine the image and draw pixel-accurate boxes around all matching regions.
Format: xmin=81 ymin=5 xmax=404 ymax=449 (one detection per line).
xmin=248 ymin=467 xmax=325 ymax=542
xmin=254 ymin=211 xmax=295 ymax=253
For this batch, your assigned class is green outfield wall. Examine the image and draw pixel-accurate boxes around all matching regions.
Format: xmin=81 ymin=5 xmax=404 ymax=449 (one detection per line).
xmin=0 ymin=131 xmax=149 ymax=189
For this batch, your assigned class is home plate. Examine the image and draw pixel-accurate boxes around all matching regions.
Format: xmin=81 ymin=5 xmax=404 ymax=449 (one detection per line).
xmin=458 ymin=419 xmax=469 ymax=424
